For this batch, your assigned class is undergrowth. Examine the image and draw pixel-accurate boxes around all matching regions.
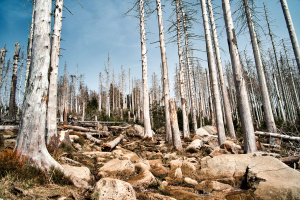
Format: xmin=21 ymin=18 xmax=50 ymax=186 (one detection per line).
xmin=0 ymin=150 xmax=72 ymax=186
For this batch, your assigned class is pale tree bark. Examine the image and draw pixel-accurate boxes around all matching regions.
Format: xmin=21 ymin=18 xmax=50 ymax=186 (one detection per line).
xmin=280 ymin=0 xmax=300 ymax=74
xmin=47 ymin=0 xmax=64 ymax=144
xmin=264 ymin=4 xmax=287 ymax=121
xmin=0 ymin=48 xmax=6 ymax=89
xmin=207 ymin=0 xmax=235 ymax=139
xmin=181 ymin=4 xmax=197 ymax=133
xmin=24 ymin=0 xmax=35 ymax=95
xmin=243 ymin=0 xmax=277 ymax=137
xmin=15 ymin=0 xmax=63 ymax=170
xmin=139 ymin=0 xmax=152 ymax=138
xmin=169 ymin=98 xmax=182 ymax=150
xmin=106 ymin=53 xmax=110 ymax=117
xmin=2 ymin=60 xmax=10 ymax=108
xmin=200 ymin=0 xmax=226 ymax=145
xmin=175 ymin=0 xmax=189 ymax=138
xmin=99 ymin=72 xmax=102 ymax=112
xmin=9 ymin=42 xmax=20 ymax=120
xmin=75 ymin=64 xmax=78 ymax=113
xmin=222 ymin=0 xmax=257 ymax=153
xmin=205 ymin=68 xmax=215 ymax=125
xmin=156 ymin=0 xmax=172 ymax=143
xmin=17 ymin=51 xmax=24 ymax=116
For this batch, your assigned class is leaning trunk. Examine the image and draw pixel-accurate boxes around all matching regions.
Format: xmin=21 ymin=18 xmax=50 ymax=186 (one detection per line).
xmin=222 ymin=0 xmax=257 ymax=153
xmin=200 ymin=0 xmax=226 ymax=145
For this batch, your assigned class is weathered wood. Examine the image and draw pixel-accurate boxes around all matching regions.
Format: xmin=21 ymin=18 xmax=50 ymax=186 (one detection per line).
xmin=255 ymin=131 xmax=300 ymax=141
xmin=0 ymin=125 xmax=19 ymax=130
xmin=279 ymin=156 xmax=300 ymax=165
xmin=63 ymin=125 xmax=98 ymax=133
xmin=88 ymin=131 xmax=110 ymax=137
xmin=102 ymin=134 xmax=124 ymax=151
xmin=78 ymin=132 xmax=102 ymax=145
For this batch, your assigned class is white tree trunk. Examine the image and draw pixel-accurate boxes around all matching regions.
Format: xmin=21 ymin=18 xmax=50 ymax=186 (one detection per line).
xmin=139 ymin=0 xmax=152 ymax=138
xmin=175 ymin=0 xmax=189 ymax=138
xmin=243 ymin=0 xmax=277 ymax=136
xmin=47 ymin=0 xmax=64 ymax=144
xmin=181 ymin=5 xmax=197 ymax=133
xmin=222 ymin=0 xmax=257 ymax=153
xmin=106 ymin=53 xmax=110 ymax=117
xmin=0 ymin=48 xmax=6 ymax=89
xmin=24 ymin=0 xmax=35 ymax=95
xmin=207 ymin=0 xmax=236 ymax=139
xmin=200 ymin=0 xmax=226 ymax=145
xmin=169 ymin=98 xmax=182 ymax=150
xmin=99 ymin=72 xmax=102 ymax=112
xmin=156 ymin=0 xmax=172 ymax=144
xmin=15 ymin=0 xmax=63 ymax=170
xmin=280 ymin=0 xmax=300 ymax=74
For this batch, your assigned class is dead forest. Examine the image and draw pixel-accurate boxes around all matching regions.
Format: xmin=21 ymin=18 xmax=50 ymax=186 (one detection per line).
xmin=0 ymin=0 xmax=300 ymax=199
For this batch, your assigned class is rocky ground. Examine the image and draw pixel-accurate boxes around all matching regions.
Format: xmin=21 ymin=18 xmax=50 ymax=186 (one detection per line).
xmin=0 ymin=123 xmax=300 ymax=200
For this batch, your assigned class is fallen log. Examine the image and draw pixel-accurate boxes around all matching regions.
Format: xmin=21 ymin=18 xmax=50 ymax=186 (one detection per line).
xmin=63 ymin=125 xmax=98 ymax=133
xmin=261 ymin=143 xmax=281 ymax=149
xmin=78 ymin=132 xmax=102 ymax=145
xmin=88 ymin=131 xmax=110 ymax=137
xmin=279 ymin=156 xmax=300 ymax=165
xmin=102 ymin=134 xmax=124 ymax=151
xmin=0 ymin=125 xmax=19 ymax=130
xmin=255 ymin=131 xmax=300 ymax=141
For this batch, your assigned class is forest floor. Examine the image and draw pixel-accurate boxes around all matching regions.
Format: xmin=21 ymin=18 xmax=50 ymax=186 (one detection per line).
xmin=0 ymin=122 xmax=299 ymax=200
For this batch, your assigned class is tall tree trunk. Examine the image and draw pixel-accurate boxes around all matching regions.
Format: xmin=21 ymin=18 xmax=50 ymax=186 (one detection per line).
xmin=169 ymin=98 xmax=182 ymax=150
xmin=15 ymin=0 xmax=62 ymax=170
xmin=243 ymin=0 xmax=277 ymax=137
xmin=106 ymin=53 xmax=110 ymax=117
xmin=17 ymin=51 xmax=24 ymax=116
xmin=0 ymin=48 xmax=6 ymax=89
xmin=24 ymin=0 xmax=35 ymax=95
xmin=181 ymin=4 xmax=197 ymax=133
xmin=139 ymin=0 xmax=152 ymax=138
xmin=47 ymin=0 xmax=64 ymax=144
xmin=207 ymin=0 xmax=235 ymax=139
xmin=222 ymin=0 xmax=257 ymax=153
xmin=280 ymin=0 xmax=300 ymax=74
xmin=9 ymin=42 xmax=20 ymax=120
xmin=175 ymin=0 xmax=189 ymax=138
xmin=99 ymin=72 xmax=102 ymax=112
xmin=156 ymin=0 xmax=172 ymax=144
xmin=200 ymin=0 xmax=226 ymax=144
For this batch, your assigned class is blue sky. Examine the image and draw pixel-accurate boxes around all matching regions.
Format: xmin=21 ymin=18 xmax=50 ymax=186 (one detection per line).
xmin=0 ymin=0 xmax=299 ymax=100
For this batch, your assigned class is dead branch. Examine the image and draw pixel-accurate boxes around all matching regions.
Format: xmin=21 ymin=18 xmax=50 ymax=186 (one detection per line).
xmin=255 ymin=131 xmax=300 ymax=141
xmin=102 ymin=134 xmax=124 ymax=151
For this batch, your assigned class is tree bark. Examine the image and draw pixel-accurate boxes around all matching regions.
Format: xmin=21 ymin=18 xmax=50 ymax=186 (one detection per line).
xmin=222 ymin=0 xmax=257 ymax=153
xmin=15 ymin=0 xmax=63 ymax=170
xmin=47 ymin=0 xmax=64 ymax=144
xmin=9 ymin=42 xmax=20 ymax=120
xmin=169 ymin=98 xmax=182 ymax=150
xmin=102 ymin=134 xmax=124 ymax=151
xmin=207 ymin=0 xmax=236 ymax=139
xmin=175 ymin=0 xmax=189 ymax=138
xmin=139 ymin=0 xmax=152 ymax=139
xmin=0 ymin=48 xmax=6 ymax=89
xmin=255 ymin=131 xmax=300 ymax=141
xmin=156 ymin=0 xmax=172 ymax=144
xmin=280 ymin=0 xmax=300 ymax=74
xmin=200 ymin=0 xmax=226 ymax=145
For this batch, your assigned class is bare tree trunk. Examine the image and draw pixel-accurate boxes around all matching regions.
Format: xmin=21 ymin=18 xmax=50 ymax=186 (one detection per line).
xmin=205 ymin=68 xmax=215 ymax=125
xmin=243 ymin=0 xmax=277 ymax=137
xmin=47 ymin=0 xmax=64 ymax=144
xmin=280 ymin=0 xmax=300 ymax=74
xmin=139 ymin=0 xmax=152 ymax=138
xmin=9 ymin=42 xmax=20 ymax=120
xmin=24 ymin=0 xmax=35 ymax=95
xmin=75 ymin=64 xmax=78 ymax=114
xmin=17 ymin=51 xmax=24 ymax=116
xmin=99 ymin=72 xmax=102 ymax=112
xmin=207 ymin=0 xmax=235 ymax=139
xmin=15 ymin=0 xmax=63 ymax=170
xmin=181 ymin=5 xmax=197 ymax=133
xmin=175 ymin=0 xmax=190 ymax=138
xmin=106 ymin=53 xmax=110 ymax=117
xmin=222 ymin=0 xmax=257 ymax=153
xmin=200 ymin=0 xmax=226 ymax=145
xmin=156 ymin=0 xmax=172 ymax=144
xmin=169 ymin=98 xmax=182 ymax=150
xmin=0 ymin=48 xmax=6 ymax=89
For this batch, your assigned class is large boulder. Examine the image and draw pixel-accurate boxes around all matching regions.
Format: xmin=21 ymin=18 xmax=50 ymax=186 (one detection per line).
xmin=127 ymin=169 xmax=157 ymax=189
xmin=186 ymin=139 xmax=203 ymax=153
xmin=247 ymin=156 xmax=300 ymax=200
xmin=97 ymin=159 xmax=135 ymax=179
xmin=63 ymin=165 xmax=92 ymax=189
xmin=93 ymin=178 xmax=136 ymax=200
